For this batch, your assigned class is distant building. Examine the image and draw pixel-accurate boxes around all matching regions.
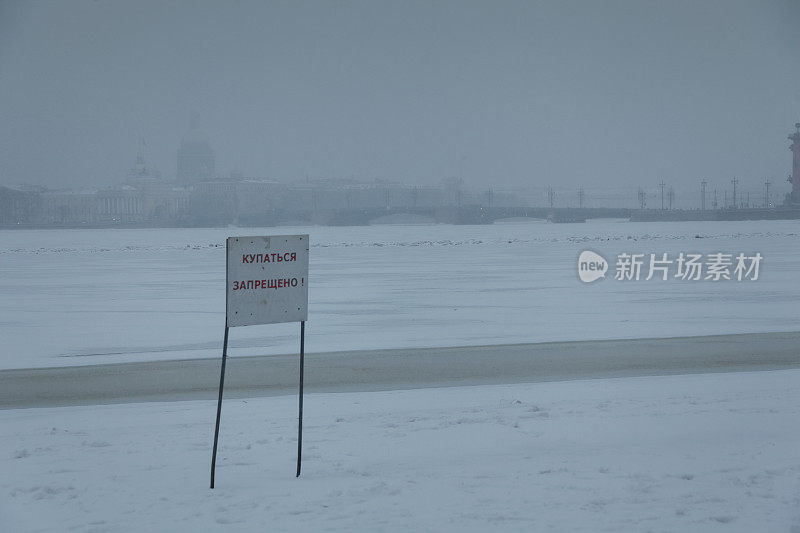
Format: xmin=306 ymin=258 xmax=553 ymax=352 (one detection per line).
xmin=97 ymin=145 xmax=190 ymax=224
xmin=0 ymin=185 xmax=41 ymax=224
xmin=41 ymin=189 xmax=98 ymax=224
xmin=126 ymin=141 xmax=162 ymax=184
xmin=95 ymin=186 xmax=139 ymax=223
xmin=177 ymin=118 xmax=216 ymax=185
xmin=190 ymin=178 xmax=284 ymax=225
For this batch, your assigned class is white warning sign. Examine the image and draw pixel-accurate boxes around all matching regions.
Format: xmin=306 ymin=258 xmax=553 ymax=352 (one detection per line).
xmin=226 ymin=235 xmax=309 ymax=327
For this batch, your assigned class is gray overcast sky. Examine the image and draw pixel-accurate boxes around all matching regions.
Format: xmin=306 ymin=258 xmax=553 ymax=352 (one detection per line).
xmin=1 ymin=0 xmax=798 ymax=192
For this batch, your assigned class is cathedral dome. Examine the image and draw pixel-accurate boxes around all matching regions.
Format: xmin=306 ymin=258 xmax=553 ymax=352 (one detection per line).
xmin=177 ymin=117 xmax=216 ymax=184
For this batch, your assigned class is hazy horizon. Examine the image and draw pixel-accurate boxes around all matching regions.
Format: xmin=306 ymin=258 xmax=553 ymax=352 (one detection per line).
xmin=1 ymin=0 xmax=798 ymax=194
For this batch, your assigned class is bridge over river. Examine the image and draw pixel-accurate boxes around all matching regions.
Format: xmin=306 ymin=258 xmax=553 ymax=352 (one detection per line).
xmin=307 ymin=206 xmax=633 ymax=225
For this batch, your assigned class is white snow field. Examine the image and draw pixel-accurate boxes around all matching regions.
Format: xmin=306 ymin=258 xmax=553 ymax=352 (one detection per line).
xmin=2 ymin=370 xmax=800 ymax=532
xmin=1 ymin=219 xmax=798 ymax=369
xmin=2 ymin=221 xmax=799 ymax=531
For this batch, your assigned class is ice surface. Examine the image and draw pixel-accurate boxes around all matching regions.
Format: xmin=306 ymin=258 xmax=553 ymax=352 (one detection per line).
xmin=2 ymin=370 xmax=799 ymax=531
xmin=0 ymin=219 xmax=798 ymax=369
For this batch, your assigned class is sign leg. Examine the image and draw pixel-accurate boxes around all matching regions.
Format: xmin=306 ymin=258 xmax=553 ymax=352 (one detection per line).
xmin=296 ymin=321 xmax=305 ymax=477
xmin=210 ymin=325 xmax=229 ymax=489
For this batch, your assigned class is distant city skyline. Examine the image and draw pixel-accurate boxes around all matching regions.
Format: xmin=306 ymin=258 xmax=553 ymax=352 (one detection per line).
xmin=1 ymin=1 xmax=798 ymax=193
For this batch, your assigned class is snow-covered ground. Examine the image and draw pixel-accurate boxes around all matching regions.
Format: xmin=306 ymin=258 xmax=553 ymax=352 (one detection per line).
xmin=3 ymin=221 xmax=798 ymax=530
xmin=2 ymin=369 xmax=799 ymax=532
xmin=1 ymin=220 xmax=798 ymax=370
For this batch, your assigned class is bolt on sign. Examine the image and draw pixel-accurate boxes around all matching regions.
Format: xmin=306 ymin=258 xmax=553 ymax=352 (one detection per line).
xmin=226 ymin=235 xmax=309 ymax=326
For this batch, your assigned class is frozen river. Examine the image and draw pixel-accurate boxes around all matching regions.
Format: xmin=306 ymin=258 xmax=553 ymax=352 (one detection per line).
xmin=1 ymin=219 xmax=798 ymax=369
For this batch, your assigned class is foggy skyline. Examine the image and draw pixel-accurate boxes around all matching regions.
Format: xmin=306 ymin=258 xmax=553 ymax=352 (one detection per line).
xmin=1 ymin=0 xmax=798 ymax=193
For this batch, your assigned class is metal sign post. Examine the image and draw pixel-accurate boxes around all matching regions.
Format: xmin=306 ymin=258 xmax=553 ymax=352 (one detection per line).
xmin=296 ymin=320 xmax=305 ymax=477
xmin=210 ymin=325 xmax=228 ymax=489
xmin=210 ymin=235 xmax=309 ymax=489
